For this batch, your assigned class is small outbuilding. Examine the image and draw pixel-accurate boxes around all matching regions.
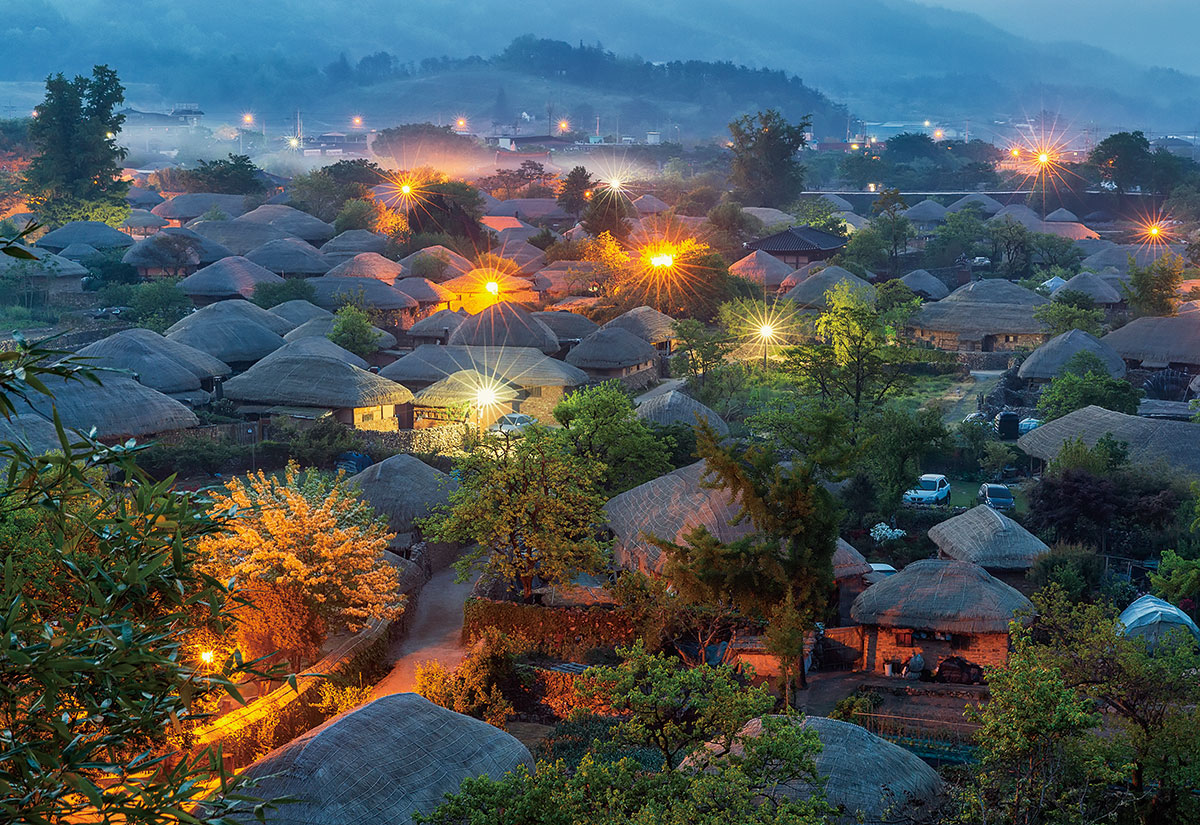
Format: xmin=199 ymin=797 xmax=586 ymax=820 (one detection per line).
xmin=602 ymin=305 xmax=677 ymax=352
xmin=567 ymin=327 xmax=660 ymax=386
xmin=929 ymin=505 xmax=1049 ymax=588
xmin=1118 ymin=594 xmax=1200 ymax=649
xmin=635 ymin=389 xmax=729 ymax=436
xmin=1017 ymin=329 xmax=1126 ymax=384
xmin=177 ymin=256 xmax=283 ymax=304
xmin=347 ymin=455 xmax=458 ymax=551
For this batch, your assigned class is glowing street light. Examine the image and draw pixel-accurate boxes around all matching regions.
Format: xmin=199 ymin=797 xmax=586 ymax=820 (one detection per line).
xmin=1037 ymin=151 xmax=1051 ymax=165
xmin=933 ymin=129 xmax=944 ymax=140
xmin=608 ymin=178 xmax=624 ymax=192
xmin=758 ymin=322 xmax=775 ymax=368
xmin=242 ymin=113 xmax=254 ymax=125
xmin=476 ymin=386 xmax=497 ymax=407
xmin=400 ymin=183 xmax=412 ymax=195
xmin=649 ymin=252 xmax=675 ymax=269
xmin=288 ymin=137 xmax=300 ymax=149
xmin=1149 ymin=224 xmax=1161 ymax=237
xmin=352 ymin=115 xmax=363 ymax=127
xmin=485 ymin=280 xmax=500 ymax=296
xmin=1010 ymin=147 xmax=1020 ymax=158
xmin=456 ymin=117 xmax=467 ymax=130
xmin=200 ymin=650 xmax=214 ymax=666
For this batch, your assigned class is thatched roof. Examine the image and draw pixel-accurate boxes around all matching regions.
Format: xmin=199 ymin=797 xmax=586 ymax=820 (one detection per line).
xmin=779 ymin=261 xmax=822 ymax=291
xmin=946 ymin=193 xmax=1003 ymax=215
xmin=531 ymin=310 xmax=599 ymax=342
xmin=57 ymin=243 xmax=102 ymax=262
xmin=602 ymin=305 xmax=677 ymax=344
xmin=900 ymin=269 xmax=949 ymax=300
xmin=912 ymin=278 xmax=1049 ymax=339
xmin=380 ymin=344 xmax=588 ymax=389
xmin=412 ymin=369 xmax=521 ymax=408
xmin=320 ymin=229 xmax=387 ymax=263
xmin=993 ymin=203 xmax=1040 ymax=221
xmin=742 ymin=206 xmax=794 ymax=226
xmin=408 ymin=308 xmax=468 ymax=339
xmin=394 ymin=277 xmax=453 ymax=305
xmin=1083 ymin=244 xmax=1178 ymax=274
xmin=201 ymin=298 xmax=293 ymax=334
xmin=487 ymin=197 xmax=570 ymax=220
xmin=246 ymin=238 xmax=332 ymax=276
xmin=14 ymin=374 xmax=198 ymax=439
xmin=165 ymin=302 xmax=286 ymax=364
xmin=1101 ymin=315 xmax=1200 ymax=368
xmin=396 ymin=245 xmax=473 ymax=281
xmin=347 ymin=455 xmax=458 ymax=536
xmin=441 ymin=268 xmax=532 ymax=298
xmin=490 ymin=238 xmax=546 ymax=273
xmin=1018 ymin=329 xmax=1126 ymax=381
xmin=567 ymin=327 xmax=659 ymax=369
xmin=228 ymin=693 xmax=532 ymax=825
xmin=187 ymin=219 xmax=295 ymax=255
xmin=224 ymin=354 xmax=412 ymax=409
xmin=152 ymin=193 xmax=248 ymax=221
xmin=309 ymin=276 xmax=418 ymax=312
xmin=834 ymin=538 xmax=872 ymax=580
xmin=902 ymin=199 xmax=948 ymax=223
xmin=0 ymin=413 xmax=69 ymax=457
xmin=284 ymin=315 xmax=398 ymax=350
xmin=782 ymin=265 xmax=873 ymax=308
xmin=850 ymin=559 xmax=1032 ymax=633
xmin=126 ymin=227 xmax=232 ymax=269
xmin=121 ymin=209 xmax=168 ymax=230
xmin=1054 ymin=271 xmax=1121 ymax=304
xmin=686 ymin=716 xmax=943 ymax=823
xmin=448 ymin=303 xmax=559 ymax=354
xmin=728 ymin=250 xmax=795 ymax=288
xmin=1045 ymin=207 xmax=1080 ymax=222
xmin=75 ymin=328 xmax=231 ymax=393
xmin=256 ymin=337 xmax=370 ymax=370
xmin=805 ymin=193 xmax=854 ymax=211
xmin=269 ymin=299 xmax=332 ymax=328
xmin=126 ymin=185 xmax=165 ymax=208
xmin=950 ymin=279 xmax=1047 ymax=306
xmin=236 ymin=204 xmax=334 ymax=243
xmin=1018 ymin=405 xmax=1200 ymax=476
xmin=929 ymin=505 xmax=1049 ymax=570
xmin=635 ymin=389 xmax=729 ymax=435
xmin=37 ymin=221 xmax=134 ymax=252
xmin=325 ymin=252 xmax=403 ymax=284
xmin=178 ymin=256 xmax=283 ymax=298
xmin=0 ymin=247 xmax=88 ymax=279
xmin=632 ymin=193 xmax=670 ymax=214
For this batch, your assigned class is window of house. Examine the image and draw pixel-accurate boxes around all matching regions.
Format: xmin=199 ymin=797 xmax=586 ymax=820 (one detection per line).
xmin=360 ymin=411 xmax=375 ymax=423
xmin=895 ymin=630 xmax=913 ymax=647
xmin=951 ymin=634 xmax=972 ymax=650
xmin=526 ymin=386 xmax=542 ymax=398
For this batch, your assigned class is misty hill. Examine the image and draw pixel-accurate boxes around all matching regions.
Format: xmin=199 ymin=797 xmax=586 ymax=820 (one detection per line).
xmin=3 ymin=0 xmax=1198 ymax=133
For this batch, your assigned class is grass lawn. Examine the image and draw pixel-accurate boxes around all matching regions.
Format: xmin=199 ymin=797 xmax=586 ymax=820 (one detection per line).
xmin=944 ymin=474 xmax=1032 ymax=515
xmin=893 ymin=372 xmax=1005 ymax=422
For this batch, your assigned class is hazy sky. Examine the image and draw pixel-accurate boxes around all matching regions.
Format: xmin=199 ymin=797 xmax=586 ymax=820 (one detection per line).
xmin=919 ymin=0 xmax=1200 ymax=74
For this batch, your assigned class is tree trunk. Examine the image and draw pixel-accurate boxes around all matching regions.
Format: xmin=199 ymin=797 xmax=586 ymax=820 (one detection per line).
xmin=520 ymin=575 xmax=534 ymax=603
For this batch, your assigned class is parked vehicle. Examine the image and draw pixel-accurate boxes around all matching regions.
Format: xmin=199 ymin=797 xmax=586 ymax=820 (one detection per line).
xmin=971 ymin=256 xmax=991 ymax=267
xmin=1018 ymin=417 xmax=1041 ymax=435
xmin=488 ymin=412 xmax=536 ymax=435
xmin=903 ymin=473 xmax=951 ymax=505
xmin=994 ymin=411 xmax=1019 ymax=440
xmin=977 ymin=483 xmax=1015 ymax=511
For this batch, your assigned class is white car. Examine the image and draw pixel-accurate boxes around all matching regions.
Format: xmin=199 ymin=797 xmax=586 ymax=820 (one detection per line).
xmin=488 ymin=413 xmax=536 ymax=435
xmin=971 ymin=256 xmax=991 ymax=267
xmin=903 ymin=473 xmax=951 ymax=505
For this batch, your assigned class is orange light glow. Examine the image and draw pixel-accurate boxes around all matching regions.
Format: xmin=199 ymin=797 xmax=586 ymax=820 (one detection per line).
xmin=1149 ymin=224 xmax=1161 ymax=237
xmin=850 ymin=143 xmax=859 ymax=151
xmin=400 ymin=183 xmax=412 ymax=195
xmin=933 ymin=129 xmax=944 ymax=140
xmin=1037 ymin=152 xmax=1050 ymax=165
xmin=476 ymin=386 xmax=497 ymax=407
xmin=558 ymin=120 xmax=569 ymax=132
xmin=485 ymin=280 xmax=500 ymax=295
xmin=650 ymin=253 xmax=675 ymax=268
xmin=1010 ymin=147 xmax=1020 ymax=157
xmin=352 ymin=116 xmax=363 ymax=127
xmin=200 ymin=650 xmax=214 ymax=665
xmin=456 ymin=118 xmax=467 ymax=129
xmin=242 ymin=113 xmax=254 ymax=125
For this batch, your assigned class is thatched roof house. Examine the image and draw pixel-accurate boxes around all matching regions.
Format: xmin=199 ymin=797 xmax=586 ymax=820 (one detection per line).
xmin=203 ymin=298 xmax=292 ymax=334
xmin=411 ymin=369 xmax=523 ymax=428
xmin=326 ymin=252 xmax=403 ymax=284
xmin=408 ymin=308 xmax=468 ymax=344
xmin=284 ymin=315 xmax=398 ymax=350
xmin=0 ymin=246 xmax=89 ymax=289
xmin=227 ymin=694 xmax=532 ymax=825
xmin=910 ymin=278 xmax=1049 ymax=352
xmin=347 ymin=455 xmax=457 ymax=544
xmin=121 ymin=209 xmax=168 ymax=233
xmin=534 ymin=260 xmax=601 ymax=297
xmin=152 ymin=193 xmax=248 ymax=223
xmin=320 ymin=229 xmax=387 ymax=263
xmin=394 ymin=277 xmax=453 ymax=307
xmin=256 ymin=337 xmax=370 ymax=370
xmin=75 ymin=328 xmax=230 ymax=395
xmin=57 ymin=243 xmax=102 ymax=262
xmin=1018 ymin=405 xmax=1200 ymax=476
xmin=929 ymin=505 xmax=1049 ymax=571
xmin=741 ymin=206 xmax=793 ymax=226
xmin=1101 ymin=315 xmax=1200 ymax=370
xmin=397 ymin=245 xmax=473 ymax=281
xmin=448 ymin=303 xmax=559 ymax=354
xmin=805 ymin=193 xmax=854 ymax=211
xmin=164 ymin=302 xmax=286 ymax=366
xmin=834 ymin=539 xmax=872 ymax=580
xmin=567 ymin=327 xmax=659 ymax=377
xmin=900 ymin=269 xmax=950 ymax=300
xmin=268 ymin=299 xmax=331 ymax=328
xmin=631 ymin=193 xmax=669 ymax=214
xmin=1045 ymin=207 xmax=1080 ymax=222
xmin=120 ymin=229 xmax=226 ymax=276
xmin=490 ymin=238 xmax=547 ymax=274
xmin=187 ymin=219 xmax=295 ymax=255
xmin=728 ymin=250 xmax=795 ymax=289
xmin=531 ymin=310 xmax=599 ymax=345
xmin=380 ymin=345 xmax=587 ymax=393
xmin=177 ymin=256 xmax=283 ymax=303
xmin=441 ymin=269 xmax=537 ymax=309
xmin=14 ymin=374 xmax=198 ymax=440
xmin=602 ymin=305 xmax=677 ymax=349
xmin=37 ymin=221 xmax=134 ymax=252
xmin=125 ymin=185 xmax=165 ymax=209
xmin=246 ymin=238 xmax=332 ymax=276
xmin=236 ymin=204 xmax=334 ymax=243
xmin=309 ymin=276 xmax=418 ymax=313
xmin=1082 ymin=244 xmax=1176 ymax=275
xmin=946 ymin=193 xmax=1003 ymax=215
xmin=782 ymin=265 xmax=873 ymax=309
xmin=902 ymin=198 xmax=948 ymax=225
xmin=635 ymin=389 xmax=729 ymax=435
xmin=1054 ymin=271 xmax=1121 ymax=305
xmin=0 ymin=413 xmax=70 ymax=457
xmin=1018 ymin=329 xmax=1126 ymax=382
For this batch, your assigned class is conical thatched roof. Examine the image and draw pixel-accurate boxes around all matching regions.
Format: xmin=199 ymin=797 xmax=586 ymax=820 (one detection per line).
xmin=947 ymin=279 xmax=1047 ymax=306
xmin=1018 ymin=405 xmax=1200 ymax=476
xmin=187 ymin=219 xmax=295 ymax=255
xmin=14 ymin=374 xmax=198 ymax=439
xmin=125 ymin=185 xmax=165 ymax=208
xmin=269 ymin=299 xmax=332 ymax=327
xmin=397 ymin=245 xmax=473 ymax=282
xmin=224 ymin=354 xmax=412 ymax=408
xmin=380 ymin=345 xmax=587 ymax=389
xmin=408 ymin=308 xmax=468 ymax=339
xmin=567 ymin=327 xmax=658 ymax=369
xmin=203 ymin=298 xmax=293 ymax=334
xmin=635 ymin=389 xmax=729 ymax=435
xmin=901 ymin=198 xmax=948 ymax=223
xmin=326 ymin=252 xmax=403 ymax=284
xmin=782 ymin=265 xmax=873 ymax=308
xmin=121 ymin=209 xmax=168 ymax=231
xmin=347 ymin=454 xmax=458 ymax=536
xmin=685 ymin=715 xmax=943 ymax=823
xmin=531 ymin=310 xmax=599 ymax=342
xmin=165 ymin=302 xmax=286 ymax=364
xmin=490 ymin=239 xmax=547 ymax=273
xmin=246 ymin=238 xmax=332 ymax=276
xmin=320 ymin=229 xmax=387 ymax=263
xmin=1018 ymin=329 xmax=1126 ymax=381
xmin=0 ymin=246 xmax=88 ymax=279
xmin=37 ymin=221 xmax=134 ymax=252
xmin=602 ymin=305 xmax=677 ymax=344
xmin=741 ymin=206 xmax=794 ymax=226
xmin=834 ymin=538 xmax=872 ymax=580
xmin=57 ymin=243 xmax=102 ymax=262
xmin=899 ymin=269 xmax=949 ymax=300
xmin=946 ymin=193 xmax=1003 ymax=215
xmin=394 ymin=277 xmax=453 ymax=305
xmin=227 ymin=693 xmax=532 ymax=825
xmin=929 ymin=505 xmax=1049 ymax=570
xmin=309 ymin=276 xmax=418 ymax=312
xmin=913 ymin=279 xmax=1049 ymax=339
xmin=993 ymin=203 xmax=1040 ymax=221
xmin=75 ymin=328 xmax=231 ymax=393
xmin=152 ymin=193 xmax=248 ymax=222
xmin=728 ymin=250 xmax=795 ymax=288
xmin=0 ymin=413 xmax=70 ymax=457
xmin=236 ymin=204 xmax=334 ymax=243
xmin=256 ymin=337 xmax=370 ymax=370
xmin=412 ymin=369 xmax=521 ymax=408
xmin=1045 ymin=207 xmax=1080 ymax=222
xmin=1083 ymin=244 xmax=1170 ymax=274
xmin=1101 ymin=315 xmax=1200 ymax=368
xmin=177 ymin=256 xmax=283 ymax=299
xmin=779 ymin=261 xmax=821 ymax=291
xmin=850 ymin=559 xmax=1032 ymax=633
xmin=123 ymin=227 xmax=232 ymax=269
xmin=448 ymin=303 xmax=559 ymax=354
xmin=808 ymin=193 xmax=854 ymax=211
xmin=1054 ymin=271 xmax=1121 ymax=304
xmin=632 ymin=193 xmax=669 ymax=214
xmin=440 ymin=268 xmax=532 ymax=298
xmin=284 ymin=315 xmax=398 ymax=350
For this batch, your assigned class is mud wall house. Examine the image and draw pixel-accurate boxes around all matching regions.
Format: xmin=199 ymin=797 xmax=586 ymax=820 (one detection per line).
xmin=1017 ymin=329 xmax=1126 ymax=387
xmin=406 ymin=308 xmax=468 ymax=346
xmin=0 ymin=247 xmax=89 ymax=300
xmin=601 ymin=305 xmax=678 ymax=355
xmin=566 ymin=327 xmax=660 ymax=390
xmin=928 ymin=505 xmax=1049 ymax=593
xmin=307 ymin=275 xmax=420 ymax=333
xmin=531 ymin=310 xmax=599 ymax=357
xmin=411 ymin=369 xmax=520 ymax=429
xmin=347 ymin=454 xmax=458 ymax=556
xmin=447 ymin=302 xmax=560 ymax=355
xmin=781 ymin=265 xmax=874 ymax=311
xmin=74 ymin=328 xmax=231 ymax=406
xmin=908 ymin=278 xmax=1050 ymax=352
xmin=36 ymin=220 xmax=135 ymax=254
xmin=14 ymin=374 xmax=199 ymax=443
xmin=1101 ymin=315 xmax=1200 ymax=373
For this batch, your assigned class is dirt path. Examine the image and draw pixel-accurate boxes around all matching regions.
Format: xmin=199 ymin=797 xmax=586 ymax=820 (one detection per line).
xmin=371 ymin=566 xmax=475 ymax=697
xmin=940 ymin=370 xmax=1004 ymax=424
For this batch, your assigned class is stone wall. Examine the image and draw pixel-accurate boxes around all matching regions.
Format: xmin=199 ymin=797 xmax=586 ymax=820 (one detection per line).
xmin=364 ymin=422 xmax=468 ymax=455
xmin=860 ymin=625 xmax=1010 ymax=673
xmin=956 ymin=351 xmax=1017 ymax=371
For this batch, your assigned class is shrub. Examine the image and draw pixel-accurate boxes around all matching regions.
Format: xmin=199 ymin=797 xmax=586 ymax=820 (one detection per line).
xmin=252 ymin=278 xmax=316 ymax=308
xmin=829 ymin=688 xmax=883 ymax=723
xmin=462 ymin=597 xmax=639 ymax=660
xmin=415 ymin=628 xmax=526 ymax=728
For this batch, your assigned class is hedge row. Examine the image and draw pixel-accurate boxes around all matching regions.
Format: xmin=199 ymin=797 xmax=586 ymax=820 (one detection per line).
xmin=463 ymin=597 xmax=639 ymax=660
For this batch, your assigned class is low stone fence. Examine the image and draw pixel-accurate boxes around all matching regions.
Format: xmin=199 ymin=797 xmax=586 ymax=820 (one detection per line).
xmin=463 ymin=598 xmax=639 ymax=660
xmin=956 ymin=351 xmax=1015 ymax=371
xmin=365 ymin=422 xmax=468 ymax=456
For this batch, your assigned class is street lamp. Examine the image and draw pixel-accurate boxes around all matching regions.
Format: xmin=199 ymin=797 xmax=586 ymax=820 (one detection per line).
xmin=476 ymin=386 xmax=497 ymax=430
xmin=352 ymin=115 xmax=363 ymax=128
xmin=758 ymin=323 xmax=775 ymax=369
xmin=485 ymin=280 xmax=500 ymax=297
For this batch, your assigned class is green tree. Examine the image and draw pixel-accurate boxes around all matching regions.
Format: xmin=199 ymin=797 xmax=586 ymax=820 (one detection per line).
xmin=705 ymin=201 xmax=765 ymax=255
xmin=328 ymin=304 xmax=383 ymax=357
xmin=581 ymin=188 xmax=635 ymax=240
xmin=783 ymin=197 xmax=847 ymax=236
xmin=333 ymin=197 xmax=379 ymax=233
xmin=1032 ymin=232 xmax=1085 ymax=273
xmin=551 ymin=381 xmax=673 ymax=494
xmin=423 ymin=431 xmax=608 ymax=602
xmin=728 ymin=109 xmax=809 ymax=208
xmin=1088 ymin=130 xmax=1152 ymax=195
xmin=671 ymin=318 xmax=733 ymax=387
xmin=1037 ymin=370 xmax=1140 ymax=421
xmin=556 ymin=165 xmax=594 ymax=219
xmin=869 ymin=406 xmax=950 ymax=512
xmin=870 ymin=188 xmax=912 ymax=276
xmin=924 ymin=206 xmax=986 ymax=267
xmin=1124 ymin=252 xmax=1186 ymax=317
xmin=178 ymin=153 xmax=264 ymax=195
xmin=835 ymin=225 xmax=887 ymax=275
xmin=837 ymin=152 xmax=884 ymax=190
xmin=987 ymin=217 xmax=1033 ymax=278
xmin=1033 ymin=298 xmax=1105 ymax=336
xmin=1150 ymin=549 xmax=1200 ymax=611
xmin=252 ymin=276 xmax=317 ymax=308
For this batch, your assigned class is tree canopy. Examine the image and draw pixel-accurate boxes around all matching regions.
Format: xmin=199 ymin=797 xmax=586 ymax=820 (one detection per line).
xmin=728 ymin=109 xmax=809 ymax=208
